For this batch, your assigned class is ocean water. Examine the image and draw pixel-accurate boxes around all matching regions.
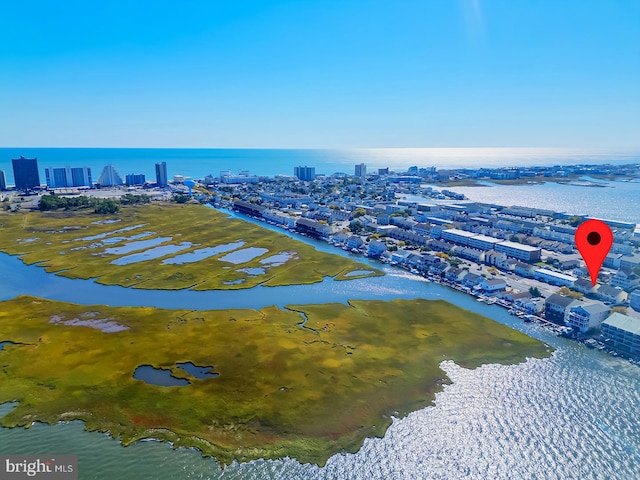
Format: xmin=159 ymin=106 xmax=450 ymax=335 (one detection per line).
xmin=1 ymin=147 xmax=639 ymax=184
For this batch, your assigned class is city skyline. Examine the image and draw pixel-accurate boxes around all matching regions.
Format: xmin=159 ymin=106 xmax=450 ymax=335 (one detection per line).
xmin=1 ymin=1 xmax=638 ymax=149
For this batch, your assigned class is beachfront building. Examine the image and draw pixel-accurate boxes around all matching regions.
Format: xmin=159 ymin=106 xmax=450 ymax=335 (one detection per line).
xmin=495 ymin=241 xmax=542 ymax=262
xmin=97 ymin=165 xmax=123 ymax=187
xmin=0 ymin=170 xmax=6 ymax=190
xmin=125 ymin=173 xmax=146 ymax=186
xmin=355 ymin=163 xmax=367 ymax=179
xmin=565 ymin=303 xmax=610 ymax=333
xmin=601 ymin=313 xmax=640 ymax=358
xmin=45 ymin=166 xmax=92 ymax=188
xmin=294 ymin=166 xmax=316 ymax=181
xmin=155 ymin=161 xmax=168 ymax=187
xmin=220 ymin=170 xmax=259 ymax=184
xmin=12 ymin=156 xmax=40 ymax=190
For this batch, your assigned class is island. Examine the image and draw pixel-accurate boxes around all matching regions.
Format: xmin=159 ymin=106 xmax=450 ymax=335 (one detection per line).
xmin=0 ymin=296 xmax=551 ymax=466
xmin=0 ymin=203 xmax=382 ymax=289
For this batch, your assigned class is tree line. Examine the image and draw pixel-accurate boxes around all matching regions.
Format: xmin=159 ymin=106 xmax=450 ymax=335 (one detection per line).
xmin=39 ymin=194 xmax=150 ymax=214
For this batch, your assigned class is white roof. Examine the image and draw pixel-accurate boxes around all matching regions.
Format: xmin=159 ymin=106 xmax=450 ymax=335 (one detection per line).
xmin=497 ymin=241 xmax=541 ymax=252
xmin=443 ymin=228 xmax=476 ymax=237
xmin=603 ymin=312 xmax=640 ymax=335
xmin=535 ymin=268 xmax=578 ymax=282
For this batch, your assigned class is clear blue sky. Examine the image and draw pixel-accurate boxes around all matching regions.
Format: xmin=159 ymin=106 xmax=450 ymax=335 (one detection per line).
xmin=1 ymin=0 xmax=638 ymax=148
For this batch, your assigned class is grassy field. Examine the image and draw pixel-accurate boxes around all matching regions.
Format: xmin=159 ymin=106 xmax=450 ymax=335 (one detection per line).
xmin=0 ymin=296 xmax=551 ymax=465
xmin=0 ymin=203 xmax=381 ymax=289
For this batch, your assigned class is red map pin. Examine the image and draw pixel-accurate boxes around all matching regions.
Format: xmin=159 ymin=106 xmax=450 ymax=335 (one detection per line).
xmin=575 ymin=219 xmax=613 ymax=286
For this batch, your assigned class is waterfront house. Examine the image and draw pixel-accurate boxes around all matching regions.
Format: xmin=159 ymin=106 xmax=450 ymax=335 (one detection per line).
xmin=429 ymin=262 xmax=449 ymax=276
xmin=331 ymin=232 xmax=349 ymax=246
xmin=520 ymin=298 xmax=545 ymax=314
xmin=601 ymin=313 xmax=640 ymax=358
xmin=233 ymin=199 xmax=266 ymax=217
xmin=367 ymin=240 xmax=387 ymax=258
xmin=295 ymin=218 xmax=331 ymax=239
xmin=462 ymin=272 xmax=482 ymax=288
xmin=346 ymin=235 xmax=365 ymax=250
xmin=505 ymin=291 xmax=531 ymax=303
xmin=544 ymin=294 xmax=580 ymax=325
xmin=478 ymin=278 xmax=508 ymax=293
xmin=597 ymin=285 xmax=629 ymax=305
xmin=405 ymin=253 xmax=427 ymax=271
xmin=445 ymin=267 xmax=465 ymax=282
xmin=565 ymin=302 xmax=610 ymax=333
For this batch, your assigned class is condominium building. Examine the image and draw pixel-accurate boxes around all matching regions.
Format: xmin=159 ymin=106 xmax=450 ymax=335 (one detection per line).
xmin=355 ymin=163 xmax=367 ymax=179
xmin=495 ymin=241 xmax=542 ymax=262
xmin=565 ymin=303 xmax=610 ymax=333
xmin=12 ymin=156 xmax=40 ymax=190
xmin=441 ymin=228 xmax=476 ymax=246
xmin=155 ymin=161 xmax=168 ymax=187
xmin=97 ymin=165 xmax=123 ymax=187
xmin=294 ymin=166 xmax=315 ymax=181
xmin=0 ymin=170 xmax=6 ymax=190
xmin=125 ymin=173 xmax=146 ymax=186
xmin=601 ymin=312 xmax=640 ymax=357
xmin=45 ymin=166 xmax=92 ymax=188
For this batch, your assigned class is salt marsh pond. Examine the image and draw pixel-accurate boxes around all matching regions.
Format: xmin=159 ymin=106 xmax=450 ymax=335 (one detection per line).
xmin=0 ymin=204 xmax=381 ymax=290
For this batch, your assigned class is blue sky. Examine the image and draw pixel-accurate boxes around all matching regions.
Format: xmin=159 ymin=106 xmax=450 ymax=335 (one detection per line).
xmin=1 ymin=0 xmax=638 ymax=148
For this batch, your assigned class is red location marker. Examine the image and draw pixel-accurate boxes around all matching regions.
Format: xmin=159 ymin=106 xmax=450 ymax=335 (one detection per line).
xmin=575 ymin=219 xmax=613 ymax=286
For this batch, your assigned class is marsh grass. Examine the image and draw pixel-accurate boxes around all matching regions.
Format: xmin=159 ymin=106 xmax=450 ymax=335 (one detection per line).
xmin=0 ymin=203 xmax=381 ymax=289
xmin=0 ymin=296 xmax=551 ymax=465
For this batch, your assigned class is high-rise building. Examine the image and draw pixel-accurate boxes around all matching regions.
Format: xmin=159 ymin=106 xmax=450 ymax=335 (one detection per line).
xmin=0 ymin=170 xmax=6 ymax=191
xmin=45 ymin=166 xmax=92 ymax=188
xmin=294 ymin=165 xmax=315 ymax=181
xmin=155 ymin=161 xmax=168 ymax=187
xmin=378 ymin=167 xmax=389 ymax=176
xmin=97 ymin=165 xmax=123 ymax=187
xmin=125 ymin=173 xmax=146 ymax=186
xmin=12 ymin=156 xmax=40 ymax=190
xmin=355 ymin=163 xmax=367 ymax=178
